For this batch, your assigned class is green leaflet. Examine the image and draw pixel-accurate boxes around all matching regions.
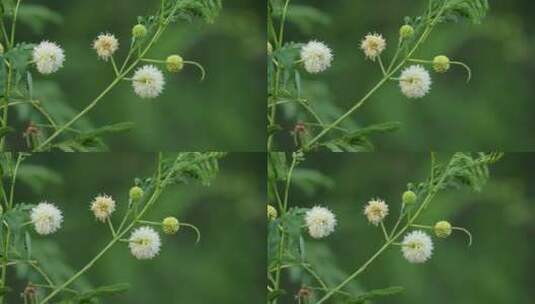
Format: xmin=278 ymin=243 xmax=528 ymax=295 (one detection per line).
xmin=349 ymin=286 xmax=405 ymax=303
xmin=16 ymin=4 xmax=62 ymax=34
xmin=431 ymin=0 xmax=489 ymax=24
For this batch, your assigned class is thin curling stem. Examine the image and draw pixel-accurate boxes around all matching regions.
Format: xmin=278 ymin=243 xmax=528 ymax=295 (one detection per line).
xmin=184 ymin=60 xmax=206 ymax=81
xmin=180 ymin=223 xmax=201 ymax=244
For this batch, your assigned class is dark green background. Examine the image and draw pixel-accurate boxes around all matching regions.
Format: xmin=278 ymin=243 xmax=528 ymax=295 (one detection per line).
xmin=279 ymin=1 xmax=535 ymax=150
xmin=10 ymin=0 xmax=265 ymax=151
xmin=12 ymin=152 xmax=266 ymax=303
xmin=282 ymin=152 xmax=534 ymax=304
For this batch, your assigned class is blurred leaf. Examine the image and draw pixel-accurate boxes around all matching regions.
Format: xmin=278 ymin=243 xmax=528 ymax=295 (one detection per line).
xmin=17 ymin=4 xmax=62 ymax=34
xmin=350 ymin=286 xmax=405 ymax=303
xmin=17 ymin=164 xmax=62 ymax=193
xmin=292 ymin=168 xmax=334 ymax=197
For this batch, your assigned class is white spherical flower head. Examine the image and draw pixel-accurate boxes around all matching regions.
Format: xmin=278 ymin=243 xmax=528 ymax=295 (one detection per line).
xmin=300 ymin=40 xmax=333 ymax=74
xmin=31 ymin=202 xmax=63 ymax=235
xmin=304 ymin=206 xmax=337 ymax=239
xmin=32 ymin=41 xmax=65 ymax=75
xmin=401 ymin=230 xmax=434 ymax=263
xmin=129 ymin=226 xmax=162 ymax=260
xmin=93 ymin=33 xmax=119 ymax=61
xmin=90 ymin=194 xmax=116 ymax=222
xmin=399 ymin=65 xmax=432 ymax=98
xmin=132 ymin=65 xmax=165 ymax=99
xmin=363 ymin=199 xmax=389 ymax=225
xmin=360 ymin=33 xmax=386 ymax=61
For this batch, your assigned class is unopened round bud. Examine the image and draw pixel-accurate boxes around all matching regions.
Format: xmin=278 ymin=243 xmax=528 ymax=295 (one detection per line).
xmin=132 ymin=24 xmax=148 ymax=38
xmin=433 ymin=55 xmax=450 ymax=73
xmin=162 ymin=216 xmax=180 ymax=234
xmin=434 ymin=220 xmax=452 ymax=238
xmin=129 ymin=186 xmax=144 ymax=201
xmin=166 ymin=54 xmax=184 ymax=73
xmin=402 ymin=190 xmax=417 ymax=205
xmin=399 ymin=25 xmax=415 ymax=39
xmin=267 ymin=204 xmax=277 ymax=220
xmin=267 ymin=42 xmax=273 ymax=55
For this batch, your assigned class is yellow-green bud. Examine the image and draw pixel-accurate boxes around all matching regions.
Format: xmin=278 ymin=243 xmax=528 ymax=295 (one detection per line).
xmin=0 ymin=204 xmax=3 ymax=216
xmin=166 ymin=55 xmax=184 ymax=73
xmin=402 ymin=190 xmax=417 ymax=205
xmin=433 ymin=55 xmax=450 ymax=73
xmin=0 ymin=43 xmax=4 ymax=55
xmin=129 ymin=186 xmax=144 ymax=201
xmin=162 ymin=217 xmax=180 ymax=234
xmin=267 ymin=42 xmax=273 ymax=55
xmin=399 ymin=25 xmax=415 ymax=39
xmin=267 ymin=204 xmax=277 ymax=220
xmin=132 ymin=24 xmax=148 ymax=38
xmin=434 ymin=220 xmax=452 ymax=238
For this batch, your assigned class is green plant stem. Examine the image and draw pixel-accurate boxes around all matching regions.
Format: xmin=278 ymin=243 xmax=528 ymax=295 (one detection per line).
xmin=9 ymin=0 xmax=21 ymax=47
xmin=303 ymin=5 xmax=446 ymax=150
xmin=0 ymin=225 xmax=10 ymax=304
xmin=272 ymin=228 xmax=285 ymax=304
xmin=0 ymin=65 xmax=13 ymax=150
xmin=38 ymin=154 xmax=192 ymax=304
xmin=267 ymin=0 xmax=291 ymax=151
xmin=8 ymin=153 xmax=23 ymax=208
xmin=283 ymin=154 xmax=297 ymax=211
xmin=314 ymin=156 xmax=453 ymax=304
xmin=34 ymin=3 xmax=181 ymax=151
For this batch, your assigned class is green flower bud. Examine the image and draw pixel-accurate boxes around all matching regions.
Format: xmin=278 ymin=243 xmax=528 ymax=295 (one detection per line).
xmin=132 ymin=24 xmax=148 ymax=39
xmin=267 ymin=42 xmax=273 ymax=55
xmin=162 ymin=216 xmax=180 ymax=234
xmin=434 ymin=220 xmax=452 ymax=238
xmin=129 ymin=186 xmax=144 ymax=201
xmin=267 ymin=204 xmax=277 ymax=220
xmin=166 ymin=54 xmax=184 ymax=73
xmin=399 ymin=25 xmax=415 ymax=39
xmin=402 ymin=190 xmax=417 ymax=205
xmin=433 ymin=55 xmax=450 ymax=73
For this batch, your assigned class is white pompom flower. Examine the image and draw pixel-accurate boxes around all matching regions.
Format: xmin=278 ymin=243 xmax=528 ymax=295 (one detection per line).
xmin=360 ymin=33 xmax=386 ymax=61
xmin=300 ymin=40 xmax=333 ymax=74
xmin=363 ymin=199 xmax=389 ymax=225
xmin=304 ymin=206 xmax=337 ymax=239
xmin=32 ymin=41 xmax=65 ymax=75
xmin=401 ymin=230 xmax=434 ymax=263
xmin=399 ymin=65 xmax=432 ymax=98
xmin=93 ymin=33 xmax=119 ymax=61
xmin=30 ymin=202 xmax=63 ymax=235
xmin=132 ymin=65 xmax=165 ymax=99
xmin=129 ymin=226 xmax=162 ymax=260
xmin=90 ymin=194 xmax=116 ymax=222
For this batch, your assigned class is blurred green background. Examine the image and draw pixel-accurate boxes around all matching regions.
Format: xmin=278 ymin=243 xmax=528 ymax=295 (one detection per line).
xmin=11 ymin=152 xmax=265 ymax=303
xmin=281 ymin=152 xmax=534 ymax=303
xmin=277 ymin=1 xmax=535 ymax=150
xmin=8 ymin=0 xmax=265 ymax=151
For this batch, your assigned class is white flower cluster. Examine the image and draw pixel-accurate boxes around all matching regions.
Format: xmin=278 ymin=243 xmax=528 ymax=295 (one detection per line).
xmin=128 ymin=226 xmax=162 ymax=260
xmin=31 ymin=202 xmax=63 ymax=235
xmin=300 ymin=41 xmax=333 ymax=74
xmin=360 ymin=33 xmax=386 ymax=61
xmin=132 ymin=65 xmax=166 ymax=99
xmin=304 ymin=206 xmax=337 ymax=239
xmin=93 ymin=33 xmax=119 ymax=61
xmin=399 ymin=65 xmax=432 ymax=99
xmin=32 ymin=41 xmax=65 ymax=75
xmin=401 ymin=230 xmax=434 ymax=263
xmin=90 ymin=194 xmax=116 ymax=222
xmin=363 ymin=199 xmax=389 ymax=225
